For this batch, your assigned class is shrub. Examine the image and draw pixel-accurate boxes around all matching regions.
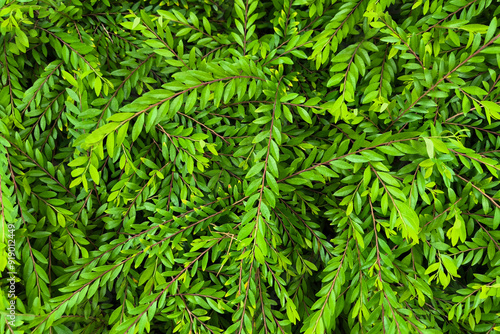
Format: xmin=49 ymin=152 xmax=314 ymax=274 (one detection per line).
xmin=1 ymin=0 xmax=500 ymax=333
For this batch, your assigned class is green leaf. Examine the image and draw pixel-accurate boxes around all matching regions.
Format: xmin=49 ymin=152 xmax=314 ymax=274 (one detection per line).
xmin=223 ymin=80 xmax=236 ymax=103
xmin=330 ymin=160 xmax=353 ymax=170
xmin=66 ymin=88 xmax=80 ymax=103
xmin=89 ymin=164 xmax=100 ymax=185
xmin=334 ymin=185 xmax=356 ymax=197
xmin=185 ymin=89 xmax=198 ymax=113
xmin=316 ymin=166 xmax=339 ymax=178
xmin=395 ymin=201 xmax=420 ymax=243
xmin=297 ymin=107 xmax=312 ymax=124
xmin=345 ymin=155 xmax=369 ymax=163
xmin=146 ymin=107 xmax=158 ymax=133
xmin=68 ymin=156 xmax=88 ymax=167
xmin=481 ymin=101 xmax=500 ymax=123
xmin=86 ymin=122 xmax=121 ymax=145
xmin=238 ymin=221 xmax=255 ymax=240
xmin=139 ymin=265 xmax=155 ymax=286
xmin=462 ymin=86 xmax=487 ymax=96
xmin=108 ymin=113 xmax=135 ymax=122
xmin=246 ymin=162 xmax=265 ymax=178
xmin=459 ymin=24 xmax=489 ymax=33
xmin=61 ymin=70 xmax=78 ymax=87
xmin=132 ymin=113 xmax=145 ymax=141
xmin=9 ymin=5 xmax=500 ymax=334
xmin=423 ymin=137 xmax=434 ymax=158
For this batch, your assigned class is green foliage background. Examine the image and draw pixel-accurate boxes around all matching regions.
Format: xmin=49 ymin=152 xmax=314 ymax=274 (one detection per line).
xmin=1 ymin=0 xmax=500 ymax=333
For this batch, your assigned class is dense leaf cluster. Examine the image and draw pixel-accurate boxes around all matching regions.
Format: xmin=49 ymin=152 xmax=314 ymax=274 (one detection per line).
xmin=1 ymin=0 xmax=500 ymax=333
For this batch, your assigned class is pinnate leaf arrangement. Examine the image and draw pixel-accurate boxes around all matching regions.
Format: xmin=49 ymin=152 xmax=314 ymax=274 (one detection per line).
xmin=1 ymin=0 xmax=500 ymax=333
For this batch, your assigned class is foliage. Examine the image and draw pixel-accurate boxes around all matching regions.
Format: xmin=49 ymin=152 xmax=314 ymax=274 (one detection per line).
xmin=1 ymin=0 xmax=500 ymax=333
